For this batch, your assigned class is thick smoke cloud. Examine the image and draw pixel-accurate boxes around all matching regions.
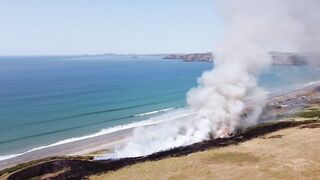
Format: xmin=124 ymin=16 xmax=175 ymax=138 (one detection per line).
xmin=103 ymin=0 xmax=320 ymax=158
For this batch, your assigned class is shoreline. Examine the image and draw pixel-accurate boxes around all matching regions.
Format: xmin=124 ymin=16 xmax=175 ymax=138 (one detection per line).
xmin=0 ymin=128 xmax=132 ymax=170
xmin=0 ymin=80 xmax=319 ymax=170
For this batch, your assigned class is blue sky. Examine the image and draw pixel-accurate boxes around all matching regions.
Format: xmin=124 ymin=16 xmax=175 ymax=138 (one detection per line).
xmin=0 ymin=0 xmax=223 ymax=55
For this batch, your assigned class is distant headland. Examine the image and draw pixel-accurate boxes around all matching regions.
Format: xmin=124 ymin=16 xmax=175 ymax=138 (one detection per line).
xmin=163 ymin=52 xmax=214 ymax=62
xmin=162 ymin=52 xmax=319 ymax=66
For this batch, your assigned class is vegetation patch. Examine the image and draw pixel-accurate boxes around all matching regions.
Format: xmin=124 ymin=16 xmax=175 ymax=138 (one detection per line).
xmin=296 ymin=109 xmax=320 ymax=118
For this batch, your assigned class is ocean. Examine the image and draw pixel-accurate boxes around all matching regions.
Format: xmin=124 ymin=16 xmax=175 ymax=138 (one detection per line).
xmin=0 ymin=55 xmax=319 ymax=159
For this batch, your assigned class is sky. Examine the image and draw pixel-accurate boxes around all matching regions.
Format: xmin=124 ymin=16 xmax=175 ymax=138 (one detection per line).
xmin=0 ymin=0 xmax=224 ymax=55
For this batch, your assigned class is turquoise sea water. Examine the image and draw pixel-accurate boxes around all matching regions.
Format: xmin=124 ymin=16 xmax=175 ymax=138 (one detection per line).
xmin=0 ymin=55 xmax=319 ymax=157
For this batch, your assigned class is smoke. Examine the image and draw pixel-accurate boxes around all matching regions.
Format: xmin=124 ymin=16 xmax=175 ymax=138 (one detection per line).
xmin=103 ymin=0 xmax=320 ymax=158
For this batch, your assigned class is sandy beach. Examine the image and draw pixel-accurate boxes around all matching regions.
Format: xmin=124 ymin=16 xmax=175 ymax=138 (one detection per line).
xmin=0 ymin=128 xmax=132 ymax=170
xmin=0 ymin=81 xmax=319 ymax=171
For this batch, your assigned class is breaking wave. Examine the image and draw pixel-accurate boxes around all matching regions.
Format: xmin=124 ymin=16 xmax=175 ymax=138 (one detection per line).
xmin=134 ymin=107 xmax=177 ymax=117
xmin=0 ymin=107 xmax=182 ymax=161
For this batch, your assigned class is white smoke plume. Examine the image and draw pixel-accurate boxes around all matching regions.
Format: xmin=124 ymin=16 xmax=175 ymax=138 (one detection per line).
xmin=103 ymin=0 xmax=320 ymax=158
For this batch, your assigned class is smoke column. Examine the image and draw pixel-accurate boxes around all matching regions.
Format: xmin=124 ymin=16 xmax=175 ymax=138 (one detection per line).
xmin=105 ymin=0 xmax=320 ymax=158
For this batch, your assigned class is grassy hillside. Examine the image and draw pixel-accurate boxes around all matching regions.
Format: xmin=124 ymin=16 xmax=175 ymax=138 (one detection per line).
xmin=92 ymin=119 xmax=320 ymax=180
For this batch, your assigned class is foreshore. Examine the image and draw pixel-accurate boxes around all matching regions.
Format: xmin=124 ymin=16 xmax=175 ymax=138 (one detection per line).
xmin=0 ymin=81 xmax=319 ymax=171
xmin=0 ymin=128 xmax=131 ymax=170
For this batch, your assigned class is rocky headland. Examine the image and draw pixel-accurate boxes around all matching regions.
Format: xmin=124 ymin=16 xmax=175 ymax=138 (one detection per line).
xmin=163 ymin=52 xmax=320 ymax=66
xmin=163 ymin=53 xmax=214 ymax=62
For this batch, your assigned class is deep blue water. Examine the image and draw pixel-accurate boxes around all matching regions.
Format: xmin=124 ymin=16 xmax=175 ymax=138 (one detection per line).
xmin=0 ymin=55 xmax=319 ymax=157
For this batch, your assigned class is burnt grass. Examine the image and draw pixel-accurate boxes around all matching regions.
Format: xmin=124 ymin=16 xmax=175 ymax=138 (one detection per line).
xmin=7 ymin=120 xmax=319 ymax=180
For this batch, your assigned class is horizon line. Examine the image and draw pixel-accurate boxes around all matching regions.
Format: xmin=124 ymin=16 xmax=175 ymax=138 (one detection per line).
xmin=0 ymin=51 xmax=214 ymax=57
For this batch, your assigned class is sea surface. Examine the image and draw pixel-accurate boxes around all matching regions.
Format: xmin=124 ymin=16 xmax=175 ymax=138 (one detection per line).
xmin=0 ymin=55 xmax=319 ymax=159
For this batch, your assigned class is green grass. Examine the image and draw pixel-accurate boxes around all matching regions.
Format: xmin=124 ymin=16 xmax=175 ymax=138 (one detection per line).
xmin=296 ymin=109 xmax=320 ymax=118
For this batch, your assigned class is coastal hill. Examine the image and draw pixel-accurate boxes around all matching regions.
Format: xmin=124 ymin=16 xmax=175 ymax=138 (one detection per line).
xmin=1 ymin=82 xmax=319 ymax=179
xmin=163 ymin=52 xmax=318 ymax=66
xmin=2 ymin=117 xmax=319 ymax=179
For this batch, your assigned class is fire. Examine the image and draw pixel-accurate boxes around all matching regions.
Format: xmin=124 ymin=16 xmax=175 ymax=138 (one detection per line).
xmin=217 ymin=128 xmax=234 ymax=139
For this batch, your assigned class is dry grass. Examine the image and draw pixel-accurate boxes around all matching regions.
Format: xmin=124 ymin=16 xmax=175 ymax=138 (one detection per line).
xmin=91 ymin=121 xmax=320 ymax=180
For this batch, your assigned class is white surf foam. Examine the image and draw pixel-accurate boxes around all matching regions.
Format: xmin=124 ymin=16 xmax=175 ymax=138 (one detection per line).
xmin=134 ymin=107 xmax=176 ymax=117
xmin=0 ymin=107 xmax=189 ymax=161
xmin=303 ymin=80 xmax=320 ymax=87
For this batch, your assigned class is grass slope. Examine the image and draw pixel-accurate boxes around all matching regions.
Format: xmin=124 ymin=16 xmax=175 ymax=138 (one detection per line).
xmin=92 ymin=119 xmax=320 ymax=180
